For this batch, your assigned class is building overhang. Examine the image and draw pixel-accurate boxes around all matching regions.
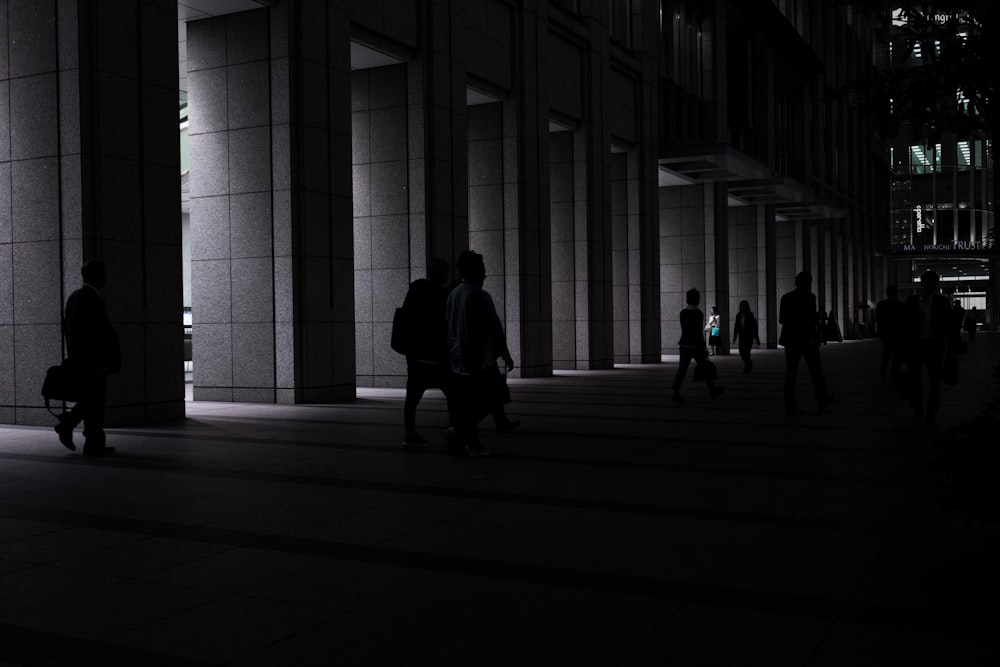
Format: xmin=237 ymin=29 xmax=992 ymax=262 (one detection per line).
xmin=658 ymin=144 xmax=844 ymax=220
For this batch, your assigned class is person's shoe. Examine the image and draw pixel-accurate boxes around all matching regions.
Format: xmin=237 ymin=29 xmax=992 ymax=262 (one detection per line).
xmin=710 ymin=386 xmax=725 ymax=399
xmin=82 ymin=445 xmax=115 ymax=458
xmin=402 ymin=432 xmax=430 ymax=448
xmin=671 ymin=392 xmax=685 ymax=403
xmin=818 ymin=394 xmax=835 ymax=412
xmin=495 ymin=419 xmax=520 ymax=433
xmin=465 ymin=441 xmax=491 ymax=458
xmin=54 ymin=420 xmax=76 ymax=451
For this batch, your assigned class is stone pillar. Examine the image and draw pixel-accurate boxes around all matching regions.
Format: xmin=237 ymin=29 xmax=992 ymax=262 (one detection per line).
xmin=576 ymin=16 xmax=614 ymax=370
xmin=1 ymin=0 xmax=183 ymax=426
xmin=506 ymin=2 xmax=552 ymax=378
xmin=188 ymin=1 xmax=354 ymax=403
xmin=411 ymin=0 xmax=468 ymax=272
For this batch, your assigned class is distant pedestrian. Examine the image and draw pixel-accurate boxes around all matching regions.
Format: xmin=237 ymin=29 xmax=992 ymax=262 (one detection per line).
xmin=875 ymin=285 xmax=905 ymax=379
xmin=705 ymin=306 xmax=721 ymax=355
xmin=54 ymin=259 xmax=120 ymax=456
xmin=903 ymin=270 xmax=952 ymax=424
xmin=824 ymin=310 xmax=843 ymax=343
xmin=398 ymin=257 xmax=452 ymax=449
xmin=779 ymin=271 xmax=834 ymax=416
xmin=963 ymin=306 xmax=978 ymax=343
xmin=445 ymin=251 xmax=515 ymax=457
xmin=732 ymin=300 xmax=760 ymax=374
xmin=672 ymin=289 xmax=724 ymax=403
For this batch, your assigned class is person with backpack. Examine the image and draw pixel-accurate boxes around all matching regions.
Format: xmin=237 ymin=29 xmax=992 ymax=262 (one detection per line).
xmin=395 ymin=258 xmax=453 ymax=448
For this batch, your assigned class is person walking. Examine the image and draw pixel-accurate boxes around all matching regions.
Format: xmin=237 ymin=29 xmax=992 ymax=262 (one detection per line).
xmin=732 ymin=300 xmax=760 ymax=374
xmin=779 ymin=271 xmax=834 ymax=416
xmin=445 ymin=250 xmax=515 ymax=457
xmin=963 ymin=306 xmax=978 ymax=343
xmin=904 ymin=270 xmax=952 ymax=424
xmin=54 ymin=260 xmax=120 ymax=456
xmin=705 ymin=306 xmax=721 ymax=355
xmin=399 ymin=257 xmax=452 ymax=449
xmin=950 ymin=299 xmax=966 ymax=352
xmin=824 ymin=310 xmax=843 ymax=343
xmin=672 ymin=289 xmax=724 ymax=403
xmin=875 ymin=285 xmax=906 ymax=379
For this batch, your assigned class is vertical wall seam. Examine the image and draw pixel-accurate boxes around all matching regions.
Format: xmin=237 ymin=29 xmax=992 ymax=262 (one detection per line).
xmin=53 ymin=1 xmax=65 ymax=421
xmin=4 ymin=4 xmax=11 ymax=410
xmin=225 ymin=16 xmax=234 ymax=398
xmin=136 ymin=3 xmax=149 ymax=417
xmin=266 ymin=8 xmax=276 ymax=402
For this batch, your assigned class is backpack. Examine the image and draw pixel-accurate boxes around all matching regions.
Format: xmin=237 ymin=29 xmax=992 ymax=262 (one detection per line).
xmin=390 ymin=306 xmax=412 ymax=355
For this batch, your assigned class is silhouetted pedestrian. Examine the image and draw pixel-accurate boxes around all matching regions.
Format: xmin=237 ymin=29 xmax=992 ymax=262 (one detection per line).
xmin=964 ymin=306 xmax=978 ymax=343
xmin=904 ymin=270 xmax=951 ymax=424
xmin=824 ymin=310 xmax=843 ymax=343
xmin=732 ymin=300 xmax=760 ymax=374
xmin=672 ymin=289 xmax=724 ymax=403
xmin=399 ymin=257 xmax=452 ymax=449
xmin=779 ymin=271 xmax=834 ymax=416
xmin=445 ymin=251 xmax=515 ymax=457
xmin=54 ymin=260 xmax=120 ymax=456
xmin=875 ymin=285 xmax=905 ymax=379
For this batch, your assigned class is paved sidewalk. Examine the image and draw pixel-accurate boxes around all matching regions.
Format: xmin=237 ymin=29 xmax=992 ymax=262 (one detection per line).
xmin=1 ymin=335 xmax=998 ymax=665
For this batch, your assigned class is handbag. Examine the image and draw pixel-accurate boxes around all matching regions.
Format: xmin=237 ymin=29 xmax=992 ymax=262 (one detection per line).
xmin=41 ymin=360 xmax=82 ymax=415
xmin=941 ymin=355 xmax=958 ymax=386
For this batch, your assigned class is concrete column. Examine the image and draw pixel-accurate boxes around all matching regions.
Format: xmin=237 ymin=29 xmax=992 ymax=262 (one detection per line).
xmin=505 ymin=2 xmax=552 ymax=378
xmin=188 ymin=1 xmax=354 ymax=403
xmin=1 ymin=0 xmax=183 ymax=426
xmin=576 ymin=17 xmax=614 ymax=370
xmin=411 ymin=0 xmax=468 ymax=271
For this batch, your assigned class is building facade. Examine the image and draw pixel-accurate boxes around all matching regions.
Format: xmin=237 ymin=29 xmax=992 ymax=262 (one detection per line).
xmin=0 ymin=0 xmax=886 ymax=426
xmin=883 ymin=8 xmax=996 ymax=326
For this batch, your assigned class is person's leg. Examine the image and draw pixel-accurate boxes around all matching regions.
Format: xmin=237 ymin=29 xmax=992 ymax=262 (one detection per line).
xmin=403 ymin=360 xmax=426 ymax=433
xmin=81 ymin=372 xmax=109 ymax=453
xmin=880 ymin=339 xmax=891 ymax=377
xmin=908 ymin=348 xmax=926 ymax=416
xmin=739 ymin=343 xmax=751 ymax=372
xmin=925 ymin=343 xmax=944 ymax=418
xmin=672 ymin=348 xmax=693 ymax=399
xmin=802 ymin=345 xmax=831 ymax=407
xmin=784 ymin=346 xmax=802 ymax=412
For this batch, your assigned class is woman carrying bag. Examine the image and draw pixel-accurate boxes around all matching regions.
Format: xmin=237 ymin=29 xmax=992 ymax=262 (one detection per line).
xmin=705 ymin=306 xmax=722 ymax=355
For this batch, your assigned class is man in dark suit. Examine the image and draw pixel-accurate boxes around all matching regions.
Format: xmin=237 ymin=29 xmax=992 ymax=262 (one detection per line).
xmin=904 ymin=270 xmax=951 ymax=424
xmin=875 ymin=284 xmax=906 ymax=379
xmin=54 ymin=259 xmax=120 ymax=456
xmin=779 ymin=271 xmax=834 ymax=416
